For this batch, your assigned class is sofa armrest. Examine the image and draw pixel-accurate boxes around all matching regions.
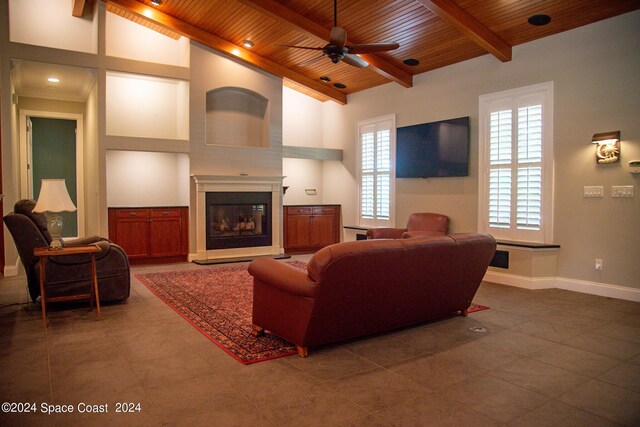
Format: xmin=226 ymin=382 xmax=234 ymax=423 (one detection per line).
xmin=366 ymin=228 xmax=406 ymax=239
xmin=66 ymin=235 xmax=111 ymax=246
xmin=248 ymin=258 xmax=317 ymax=298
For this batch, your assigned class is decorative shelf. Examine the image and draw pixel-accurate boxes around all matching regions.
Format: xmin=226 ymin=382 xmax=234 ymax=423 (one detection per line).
xmin=282 ymin=146 xmax=343 ymax=161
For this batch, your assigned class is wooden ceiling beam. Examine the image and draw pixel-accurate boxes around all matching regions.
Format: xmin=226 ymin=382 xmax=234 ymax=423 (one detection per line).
xmin=415 ymin=0 xmax=512 ymax=62
xmin=236 ymin=0 xmax=413 ymax=88
xmin=72 ymin=0 xmax=87 ymax=17
xmin=106 ymin=0 xmax=347 ymax=104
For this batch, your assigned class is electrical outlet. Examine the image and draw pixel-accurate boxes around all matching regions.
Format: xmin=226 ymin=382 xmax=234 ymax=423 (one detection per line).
xmin=584 ymin=186 xmax=604 ymax=198
xmin=612 ymin=185 xmax=634 ymax=198
xmin=595 ymin=259 xmax=603 ymax=271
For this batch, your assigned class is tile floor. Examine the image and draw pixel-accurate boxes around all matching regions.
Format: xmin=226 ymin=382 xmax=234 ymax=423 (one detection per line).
xmin=1 ymin=258 xmax=639 ymax=426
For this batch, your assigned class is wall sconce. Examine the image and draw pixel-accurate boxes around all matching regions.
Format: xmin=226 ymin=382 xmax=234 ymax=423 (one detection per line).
xmin=592 ymin=131 xmax=620 ymax=164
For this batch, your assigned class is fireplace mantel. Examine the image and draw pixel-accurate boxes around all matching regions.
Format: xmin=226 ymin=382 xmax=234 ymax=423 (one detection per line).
xmin=192 ymin=175 xmax=284 ymax=260
xmin=192 ymin=175 xmax=285 ymax=186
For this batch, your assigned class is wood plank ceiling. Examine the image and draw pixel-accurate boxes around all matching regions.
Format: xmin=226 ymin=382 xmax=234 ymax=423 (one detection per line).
xmin=100 ymin=0 xmax=640 ymax=103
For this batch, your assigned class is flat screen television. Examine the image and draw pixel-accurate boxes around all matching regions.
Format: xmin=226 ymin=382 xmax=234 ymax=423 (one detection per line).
xmin=396 ymin=116 xmax=469 ymax=178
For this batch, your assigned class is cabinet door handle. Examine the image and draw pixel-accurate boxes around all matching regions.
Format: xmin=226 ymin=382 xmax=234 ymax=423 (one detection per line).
xmin=298 ymin=209 xmax=306 ymax=213
xmin=129 ymin=212 xmax=137 ymax=216
xmin=162 ymin=211 xmax=169 ymax=216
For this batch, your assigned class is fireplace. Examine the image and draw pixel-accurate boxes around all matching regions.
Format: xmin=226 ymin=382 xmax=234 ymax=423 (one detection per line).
xmin=206 ymin=192 xmax=271 ymax=249
xmin=192 ymin=175 xmax=283 ymax=261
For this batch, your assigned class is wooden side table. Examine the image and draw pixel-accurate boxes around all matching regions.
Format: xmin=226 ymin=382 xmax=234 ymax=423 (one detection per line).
xmin=33 ymin=244 xmax=103 ymax=327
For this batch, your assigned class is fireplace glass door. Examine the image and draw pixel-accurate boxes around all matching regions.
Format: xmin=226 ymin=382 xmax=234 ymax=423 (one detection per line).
xmin=205 ymin=192 xmax=271 ymax=249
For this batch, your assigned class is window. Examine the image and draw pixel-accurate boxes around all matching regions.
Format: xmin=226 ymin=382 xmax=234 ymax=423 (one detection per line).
xmin=357 ymin=115 xmax=396 ymax=227
xmin=478 ymin=82 xmax=554 ymax=243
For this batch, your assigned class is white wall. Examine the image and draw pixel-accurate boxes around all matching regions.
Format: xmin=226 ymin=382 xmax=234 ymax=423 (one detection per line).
xmin=282 ymin=87 xmax=324 ymax=205
xmin=188 ymin=44 xmax=283 ymax=177
xmin=282 ymin=158 xmax=323 ymax=205
xmin=106 ymin=12 xmax=189 ymax=67
xmin=105 ymin=72 xmax=189 ymax=140
xmin=320 ymin=11 xmax=640 ymax=289
xmin=9 ymin=0 xmax=98 ymax=54
xmin=106 ymin=150 xmax=189 ymax=207
xmin=283 ymin=87 xmax=323 ymax=148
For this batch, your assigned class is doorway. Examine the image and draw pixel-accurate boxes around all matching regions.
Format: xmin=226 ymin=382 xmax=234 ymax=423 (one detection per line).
xmin=20 ymin=110 xmax=84 ymax=238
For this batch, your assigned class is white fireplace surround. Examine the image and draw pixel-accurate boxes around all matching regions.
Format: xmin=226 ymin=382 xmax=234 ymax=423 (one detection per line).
xmin=192 ymin=175 xmax=284 ymax=260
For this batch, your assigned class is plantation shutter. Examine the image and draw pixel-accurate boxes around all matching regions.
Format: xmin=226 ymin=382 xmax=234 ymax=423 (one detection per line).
xmin=358 ymin=116 xmax=395 ymax=227
xmin=360 ymin=126 xmax=375 ymax=220
xmin=488 ymin=109 xmax=512 ymax=228
xmin=481 ymin=83 xmax=552 ymax=243
xmin=516 ymin=104 xmax=543 ymax=230
xmin=376 ymin=129 xmax=391 ymax=220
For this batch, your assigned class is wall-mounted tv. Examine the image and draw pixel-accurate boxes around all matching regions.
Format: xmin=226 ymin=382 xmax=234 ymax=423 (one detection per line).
xmin=396 ymin=116 xmax=469 ymax=178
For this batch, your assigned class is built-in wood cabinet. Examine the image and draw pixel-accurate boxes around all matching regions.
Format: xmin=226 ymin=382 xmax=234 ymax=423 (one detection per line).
xmin=108 ymin=207 xmax=189 ymax=264
xmin=284 ymin=205 xmax=341 ymax=254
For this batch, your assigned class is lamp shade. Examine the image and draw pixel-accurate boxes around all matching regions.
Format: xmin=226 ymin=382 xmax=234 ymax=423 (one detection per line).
xmin=33 ymin=179 xmax=77 ymax=213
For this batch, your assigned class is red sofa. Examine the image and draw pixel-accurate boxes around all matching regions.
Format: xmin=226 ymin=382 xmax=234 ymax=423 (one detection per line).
xmin=249 ymin=233 xmax=496 ymax=357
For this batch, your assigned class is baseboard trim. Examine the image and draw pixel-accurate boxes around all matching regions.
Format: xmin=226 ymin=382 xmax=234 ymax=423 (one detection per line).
xmin=555 ymin=277 xmax=640 ymax=302
xmin=4 ymin=260 xmax=20 ymax=277
xmin=483 ymin=271 xmax=556 ymax=290
xmin=483 ymin=271 xmax=640 ymax=302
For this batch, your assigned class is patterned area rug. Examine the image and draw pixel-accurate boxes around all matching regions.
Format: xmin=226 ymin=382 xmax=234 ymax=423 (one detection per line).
xmin=136 ymin=262 xmax=490 ymax=364
xmin=136 ymin=262 xmax=306 ymax=364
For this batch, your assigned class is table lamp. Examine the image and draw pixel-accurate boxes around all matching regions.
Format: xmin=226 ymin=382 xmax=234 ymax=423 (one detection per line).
xmin=33 ymin=179 xmax=77 ymax=250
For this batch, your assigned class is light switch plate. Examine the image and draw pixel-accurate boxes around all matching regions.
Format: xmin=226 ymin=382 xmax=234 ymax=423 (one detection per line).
xmin=584 ymin=186 xmax=604 ymax=198
xmin=612 ymin=185 xmax=634 ymax=198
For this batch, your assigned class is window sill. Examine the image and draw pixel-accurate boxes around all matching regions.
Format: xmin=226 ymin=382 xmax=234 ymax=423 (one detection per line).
xmin=496 ymin=240 xmax=560 ymax=250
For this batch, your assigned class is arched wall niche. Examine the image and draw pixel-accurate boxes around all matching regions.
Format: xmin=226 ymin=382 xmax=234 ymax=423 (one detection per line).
xmin=206 ymin=87 xmax=269 ymax=147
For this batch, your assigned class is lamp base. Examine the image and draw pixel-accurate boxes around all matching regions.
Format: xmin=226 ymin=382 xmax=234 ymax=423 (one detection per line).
xmin=46 ymin=213 xmax=65 ymax=250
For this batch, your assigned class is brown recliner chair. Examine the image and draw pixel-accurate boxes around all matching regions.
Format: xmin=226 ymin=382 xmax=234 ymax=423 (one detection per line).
xmin=366 ymin=212 xmax=449 ymax=239
xmin=3 ymin=200 xmax=130 ymax=304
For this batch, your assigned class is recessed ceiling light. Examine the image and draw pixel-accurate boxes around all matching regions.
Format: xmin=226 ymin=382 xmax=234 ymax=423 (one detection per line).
xmin=47 ymin=77 xmax=60 ymax=83
xmin=333 ymin=82 xmax=347 ymax=89
xmin=150 ymin=0 xmax=162 ymax=6
xmin=403 ymin=58 xmax=420 ymax=66
xmin=528 ymin=14 xmax=551 ymax=26
xmin=243 ymin=40 xmax=254 ymax=48
xmin=320 ymin=76 xmax=331 ymax=82
xmin=231 ymin=48 xmax=241 ymax=56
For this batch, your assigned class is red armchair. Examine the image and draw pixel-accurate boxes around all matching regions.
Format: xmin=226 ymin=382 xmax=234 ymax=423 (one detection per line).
xmin=366 ymin=212 xmax=449 ymax=239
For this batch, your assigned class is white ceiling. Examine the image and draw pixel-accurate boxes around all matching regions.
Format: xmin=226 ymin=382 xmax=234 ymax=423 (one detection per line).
xmin=11 ymin=60 xmax=97 ymax=102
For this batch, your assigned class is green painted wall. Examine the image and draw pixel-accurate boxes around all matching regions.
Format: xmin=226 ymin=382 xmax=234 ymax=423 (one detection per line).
xmin=31 ymin=117 xmax=78 ymax=237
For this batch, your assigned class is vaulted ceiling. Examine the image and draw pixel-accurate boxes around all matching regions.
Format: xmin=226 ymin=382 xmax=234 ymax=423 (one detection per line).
xmin=91 ymin=0 xmax=640 ymax=104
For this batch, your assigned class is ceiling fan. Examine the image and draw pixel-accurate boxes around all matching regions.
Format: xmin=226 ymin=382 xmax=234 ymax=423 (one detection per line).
xmin=283 ymin=0 xmax=400 ymax=68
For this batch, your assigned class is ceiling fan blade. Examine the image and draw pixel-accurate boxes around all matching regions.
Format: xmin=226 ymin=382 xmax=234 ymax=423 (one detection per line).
xmin=347 ymin=43 xmax=400 ymax=54
xmin=279 ymin=45 xmax=324 ymax=50
xmin=342 ymin=53 xmax=369 ymax=68
xmin=329 ymin=26 xmax=347 ymax=49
